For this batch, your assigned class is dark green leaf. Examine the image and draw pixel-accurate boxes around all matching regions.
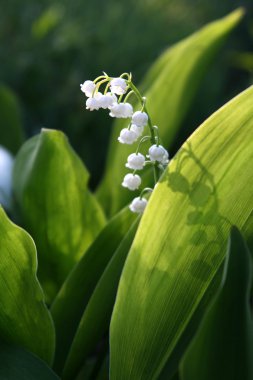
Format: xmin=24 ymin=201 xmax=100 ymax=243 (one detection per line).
xmin=0 ymin=207 xmax=55 ymax=365
xmin=0 ymin=343 xmax=59 ymax=380
xmin=62 ymin=218 xmax=139 ymax=379
xmin=51 ymin=207 xmax=137 ymax=373
xmin=179 ymin=227 xmax=253 ymax=380
xmin=0 ymin=84 xmax=24 ymax=154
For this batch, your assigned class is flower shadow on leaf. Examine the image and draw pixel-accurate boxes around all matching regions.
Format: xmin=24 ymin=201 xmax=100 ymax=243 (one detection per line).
xmin=160 ymin=141 xmax=232 ymax=282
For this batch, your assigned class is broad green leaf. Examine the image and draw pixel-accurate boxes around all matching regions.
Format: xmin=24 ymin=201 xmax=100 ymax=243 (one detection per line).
xmin=0 ymin=207 xmax=55 ymax=365
xmin=110 ymin=85 xmax=253 ymax=379
xmin=62 ymin=218 xmax=139 ymax=380
xmin=13 ymin=129 xmax=106 ymax=300
xmin=180 ymin=227 xmax=253 ymax=380
xmin=51 ymin=207 xmax=136 ymax=373
xmin=96 ymin=9 xmax=244 ymax=216
xmin=0 ymin=84 xmax=24 ymax=154
xmin=0 ymin=343 xmax=59 ymax=380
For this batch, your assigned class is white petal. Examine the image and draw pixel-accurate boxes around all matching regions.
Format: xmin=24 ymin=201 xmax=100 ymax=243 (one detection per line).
xmin=122 ymin=173 xmax=141 ymax=190
xmin=129 ymin=197 xmax=147 ymax=213
xmin=80 ymin=80 xmax=96 ymax=97
xmin=132 ymin=111 xmax=148 ymax=127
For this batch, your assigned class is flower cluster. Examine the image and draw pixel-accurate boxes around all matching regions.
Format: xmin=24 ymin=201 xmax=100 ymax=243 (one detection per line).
xmin=80 ymin=73 xmax=169 ymax=214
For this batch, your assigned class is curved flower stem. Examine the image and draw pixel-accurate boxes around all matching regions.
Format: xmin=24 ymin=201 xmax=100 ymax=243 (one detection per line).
xmin=94 ymin=75 xmax=107 ymax=83
xmin=140 ymin=187 xmax=153 ymax=199
xmin=124 ymin=90 xmax=135 ymax=103
xmin=136 ymin=136 xmax=151 ymax=153
xmin=104 ymin=81 xmax=111 ymax=94
xmin=96 ymin=78 xmax=109 ymax=91
xmin=128 ymin=80 xmax=160 ymax=184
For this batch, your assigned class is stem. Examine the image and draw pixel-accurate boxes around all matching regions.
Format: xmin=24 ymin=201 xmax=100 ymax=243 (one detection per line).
xmin=140 ymin=187 xmax=153 ymax=198
xmin=104 ymin=81 xmax=111 ymax=94
xmin=96 ymin=78 xmax=109 ymax=91
xmin=94 ymin=75 xmax=107 ymax=83
xmin=128 ymin=82 xmax=156 ymax=144
xmin=124 ymin=90 xmax=135 ymax=103
xmin=136 ymin=136 xmax=151 ymax=153
xmin=128 ymin=81 xmax=160 ymax=184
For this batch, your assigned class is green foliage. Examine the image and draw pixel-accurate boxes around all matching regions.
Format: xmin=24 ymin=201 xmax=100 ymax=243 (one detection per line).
xmin=51 ymin=207 xmax=137 ymax=373
xmin=1 ymin=1 xmax=251 ymax=185
xmin=62 ymin=218 xmax=139 ymax=380
xmin=0 ymin=84 xmax=24 ymax=153
xmin=97 ymin=9 xmax=244 ymax=216
xmin=180 ymin=227 xmax=253 ymax=380
xmin=0 ymin=343 xmax=59 ymax=380
xmin=13 ymin=129 xmax=106 ymax=300
xmin=0 ymin=7 xmax=252 ymax=379
xmin=0 ymin=207 xmax=55 ymax=365
xmin=109 ymin=85 xmax=253 ymax=379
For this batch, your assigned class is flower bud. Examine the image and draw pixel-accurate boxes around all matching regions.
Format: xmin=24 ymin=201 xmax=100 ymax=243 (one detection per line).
xmin=122 ymin=173 xmax=141 ymax=191
xmin=132 ymin=111 xmax=148 ymax=127
xmin=148 ymin=144 xmax=169 ymax=163
xmin=80 ymin=80 xmax=96 ymax=97
xmin=129 ymin=197 xmax=147 ymax=213
xmin=109 ymin=103 xmax=133 ymax=118
xmin=110 ymin=78 xmax=127 ymax=95
xmin=126 ymin=153 xmax=145 ymax=170
xmin=118 ymin=129 xmax=138 ymax=144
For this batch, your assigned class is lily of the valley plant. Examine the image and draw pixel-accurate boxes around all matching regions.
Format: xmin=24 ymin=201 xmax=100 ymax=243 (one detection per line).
xmin=80 ymin=73 xmax=169 ymax=213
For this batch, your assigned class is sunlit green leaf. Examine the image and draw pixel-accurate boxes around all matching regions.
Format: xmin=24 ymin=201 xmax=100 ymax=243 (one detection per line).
xmin=0 ymin=84 xmax=24 ymax=154
xmin=51 ymin=207 xmax=136 ymax=373
xmin=96 ymin=9 xmax=244 ymax=216
xmin=110 ymin=85 xmax=253 ymax=379
xmin=62 ymin=218 xmax=139 ymax=380
xmin=13 ymin=129 xmax=106 ymax=300
xmin=0 ymin=343 xmax=59 ymax=380
xmin=0 ymin=207 xmax=55 ymax=365
xmin=180 ymin=226 xmax=253 ymax=380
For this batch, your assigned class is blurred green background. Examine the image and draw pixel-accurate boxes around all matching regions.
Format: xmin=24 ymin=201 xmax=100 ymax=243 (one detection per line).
xmin=0 ymin=0 xmax=252 ymax=187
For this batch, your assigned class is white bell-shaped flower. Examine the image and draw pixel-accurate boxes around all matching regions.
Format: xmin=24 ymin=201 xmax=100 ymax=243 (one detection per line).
xmin=86 ymin=92 xmax=103 ymax=111
xmin=132 ymin=111 xmax=148 ymax=127
xmin=129 ymin=196 xmax=148 ymax=213
xmin=0 ymin=146 xmax=14 ymax=211
xmin=109 ymin=103 xmax=133 ymax=118
xmin=130 ymin=124 xmax=144 ymax=137
xmin=110 ymin=78 xmax=127 ymax=95
xmin=104 ymin=92 xmax=118 ymax=108
xmin=125 ymin=153 xmax=145 ymax=170
xmin=80 ymin=80 xmax=96 ymax=97
xmin=148 ymin=144 xmax=169 ymax=163
xmin=161 ymin=154 xmax=169 ymax=166
xmin=118 ymin=129 xmax=138 ymax=144
xmin=122 ymin=173 xmax=141 ymax=191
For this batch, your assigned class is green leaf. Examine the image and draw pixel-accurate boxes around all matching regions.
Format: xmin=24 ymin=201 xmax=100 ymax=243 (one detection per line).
xmin=179 ymin=227 xmax=253 ymax=380
xmin=0 ymin=343 xmax=59 ymax=380
xmin=13 ymin=129 xmax=106 ymax=300
xmin=62 ymin=218 xmax=139 ymax=380
xmin=51 ymin=207 xmax=137 ymax=373
xmin=0 ymin=207 xmax=55 ymax=365
xmin=96 ymin=9 xmax=244 ymax=217
xmin=109 ymin=85 xmax=253 ymax=379
xmin=0 ymin=84 xmax=24 ymax=154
